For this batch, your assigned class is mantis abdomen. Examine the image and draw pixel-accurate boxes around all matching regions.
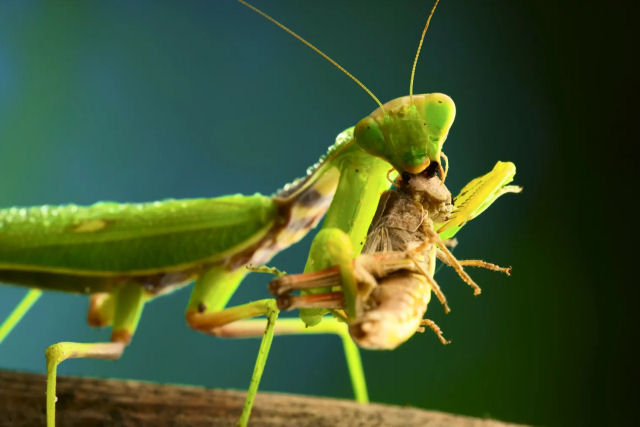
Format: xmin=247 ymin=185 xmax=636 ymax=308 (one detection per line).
xmin=0 ymin=141 xmax=344 ymax=294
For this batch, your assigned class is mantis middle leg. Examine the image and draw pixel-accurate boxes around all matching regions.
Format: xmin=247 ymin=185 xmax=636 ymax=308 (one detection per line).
xmin=185 ymin=267 xmax=281 ymax=427
xmin=184 ymin=252 xmax=367 ymax=427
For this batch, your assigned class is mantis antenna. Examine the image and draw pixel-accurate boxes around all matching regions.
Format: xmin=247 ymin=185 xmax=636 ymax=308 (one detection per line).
xmin=409 ymin=0 xmax=440 ymax=104
xmin=237 ymin=0 xmax=385 ymax=114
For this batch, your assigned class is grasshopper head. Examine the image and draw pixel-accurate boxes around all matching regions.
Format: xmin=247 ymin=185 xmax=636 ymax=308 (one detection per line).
xmin=354 ymin=93 xmax=456 ymax=174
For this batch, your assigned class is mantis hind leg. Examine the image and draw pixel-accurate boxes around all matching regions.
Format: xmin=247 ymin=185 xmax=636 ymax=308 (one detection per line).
xmin=0 ymin=288 xmax=42 ymax=344
xmin=45 ymin=283 xmax=146 ymax=427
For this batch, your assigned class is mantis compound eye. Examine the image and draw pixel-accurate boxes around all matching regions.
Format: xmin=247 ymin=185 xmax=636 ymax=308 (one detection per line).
xmin=415 ymin=93 xmax=456 ymax=162
xmin=354 ymin=116 xmax=387 ymax=160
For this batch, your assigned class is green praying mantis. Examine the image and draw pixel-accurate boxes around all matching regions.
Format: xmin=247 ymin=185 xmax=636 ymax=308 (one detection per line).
xmin=0 ymin=1 xmax=522 ymax=426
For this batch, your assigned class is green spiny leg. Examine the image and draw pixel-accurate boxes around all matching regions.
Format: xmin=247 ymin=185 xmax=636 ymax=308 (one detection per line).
xmin=45 ymin=283 xmax=146 ymax=427
xmin=185 ymin=266 xmax=281 ymax=427
xmin=0 ymin=288 xmax=42 ymax=344
xmin=304 ymin=229 xmax=361 ymax=320
xmin=271 ymin=228 xmax=370 ymax=403
xmin=185 ymin=257 xmax=368 ymax=425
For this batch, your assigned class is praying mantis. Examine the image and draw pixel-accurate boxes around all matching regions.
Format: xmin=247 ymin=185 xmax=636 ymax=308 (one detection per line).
xmin=0 ymin=1 xmax=522 ymax=426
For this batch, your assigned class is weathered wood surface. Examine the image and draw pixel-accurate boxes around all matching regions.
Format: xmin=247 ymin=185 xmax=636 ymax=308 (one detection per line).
xmin=0 ymin=370 xmax=526 ymax=426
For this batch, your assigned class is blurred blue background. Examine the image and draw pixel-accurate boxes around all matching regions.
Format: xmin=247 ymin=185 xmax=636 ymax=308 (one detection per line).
xmin=0 ymin=1 xmax=632 ymax=426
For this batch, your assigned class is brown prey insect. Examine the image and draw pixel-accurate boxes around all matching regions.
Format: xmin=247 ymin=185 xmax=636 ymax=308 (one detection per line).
xmin=269 ymin=162 xmax=513 ymax=349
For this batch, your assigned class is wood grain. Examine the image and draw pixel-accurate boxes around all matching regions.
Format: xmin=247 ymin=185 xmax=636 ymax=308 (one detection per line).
xmin=0 ymin=370 xmax=526 ymax=426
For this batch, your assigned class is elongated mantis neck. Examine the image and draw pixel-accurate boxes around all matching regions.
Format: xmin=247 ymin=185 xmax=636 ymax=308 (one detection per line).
xmin=309 ymin=133 xmax=392 ymax=258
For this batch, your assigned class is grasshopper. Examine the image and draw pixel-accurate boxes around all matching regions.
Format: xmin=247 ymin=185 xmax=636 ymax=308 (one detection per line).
xmin=270 ymin=162 xmax=520 ymax=349
xmin=0 ymin=1 xmax=520 ymax=425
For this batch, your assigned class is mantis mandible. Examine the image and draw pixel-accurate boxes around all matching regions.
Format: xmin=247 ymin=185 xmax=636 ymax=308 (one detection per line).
xmin=0 ymin=1 xmax=521 ymax=426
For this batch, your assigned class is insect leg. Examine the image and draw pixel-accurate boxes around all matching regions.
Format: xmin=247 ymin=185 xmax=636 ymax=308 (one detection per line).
xmin=270 ymin=251 xmax=417 ymax=299
xmin=436 ymin=250 xmax=512 ymax=275
xmin=0 ymin=288 xmax=41 ymax=344
xmin=245 ymin=264 xmax=287 ymax=277
xmin=87 ymin=292 xmax=115 ymax=327
xmin=45 ymin=283 xmax=146 ymax=427
xmin=211 ymin=316 xmax=368 ymax=402
xmin=270 ymin=228 xmax=372 ymax=404
xmin=185 ymin=266 xmax=281 ymax=427
xmin=298 ymin=228 xmax=360 ymax=325
xmin=427 ymin=227 xmax=482 ymax=295
xmin=419 ymin=319 xmax=451 ymax=345
xmin=269 ymin=266 xmax=342 ymax=295
xmin=297 ymin=230 xmax=420 ymax=321
xmin=278 ymin=291 xmax=344 ymax=310
xmin=407 ymin=251 xmax=451 ymax=313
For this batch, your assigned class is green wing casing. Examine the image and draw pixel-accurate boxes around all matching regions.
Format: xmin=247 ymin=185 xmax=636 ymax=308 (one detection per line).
xmin=436 ymin=161 xmax=522 ymax=241
xmin=0 ymin=130 xmax=349 ymax=293
xmin=0 ymin=195 xmax=278 ymax=275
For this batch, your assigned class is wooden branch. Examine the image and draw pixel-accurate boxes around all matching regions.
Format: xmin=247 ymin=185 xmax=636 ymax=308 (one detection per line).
xmin=0 ymin=370 xmax=525 ymax=426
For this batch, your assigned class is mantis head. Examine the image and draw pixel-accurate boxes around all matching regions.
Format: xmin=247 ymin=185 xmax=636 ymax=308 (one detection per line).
xmin=354 ymin=93 xmax=456 ymax=174
xmin=237 ymin=0 xmax=448 ymax=175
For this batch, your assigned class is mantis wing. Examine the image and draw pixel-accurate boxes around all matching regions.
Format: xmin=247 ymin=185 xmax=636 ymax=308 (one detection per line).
xmin=0 ymin=195 xmax=278 ymax=274
xmin=0 ymin=150 xmax=341 ymax=282
xmin=436 ymin=161 xmax=522 ymax=241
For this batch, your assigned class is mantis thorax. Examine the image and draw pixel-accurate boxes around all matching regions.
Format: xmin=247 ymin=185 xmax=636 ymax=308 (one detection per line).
xmin=354 ymin=93 xmax=456 ymax=174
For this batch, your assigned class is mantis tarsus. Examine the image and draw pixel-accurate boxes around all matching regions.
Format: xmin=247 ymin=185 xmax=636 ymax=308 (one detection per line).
xmin=0 ymin=1 xmax=521 ymax=426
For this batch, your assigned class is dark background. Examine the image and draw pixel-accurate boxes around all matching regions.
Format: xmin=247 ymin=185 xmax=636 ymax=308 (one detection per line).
xmin=0 ymin=1 xmax=634 ymax=426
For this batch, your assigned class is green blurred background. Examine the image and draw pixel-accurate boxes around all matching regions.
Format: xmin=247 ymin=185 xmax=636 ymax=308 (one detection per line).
xmin=0 ymin=1 xmax=632 ymax=426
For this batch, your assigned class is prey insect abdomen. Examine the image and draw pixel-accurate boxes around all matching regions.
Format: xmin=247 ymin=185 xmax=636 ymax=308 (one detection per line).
xmin=349 ymin=259 xmax=434 ymax=350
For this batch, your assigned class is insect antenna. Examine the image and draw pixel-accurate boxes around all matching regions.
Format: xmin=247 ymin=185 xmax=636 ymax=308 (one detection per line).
xmin=409 ymin=0 xmax=440 ymax=104
xmin=237 ymin=0 xmax=385 ymax=114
